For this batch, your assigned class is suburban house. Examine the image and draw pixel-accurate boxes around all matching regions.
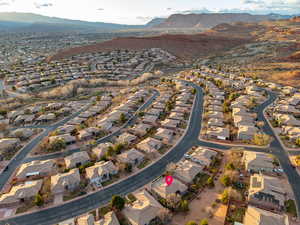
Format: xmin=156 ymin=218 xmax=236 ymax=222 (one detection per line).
xmin=0 ymin=138 xmax=20 ymax=151
xmin=161 ymin=119 xmax=180 ymax=129
xmin=96 ymin=119 xmax=113 ymax=132
xmin=48 ymin=134 xmax=76 ymax=145
xmin=85 ymin=161 xmax=118 ymax=185
xmin=142 ymin=114 xmax=159 ymax=125
xmin=117 ymin=148 xmax=145 ymax=166
xmin=51 ymin=168 xmax=81 ymax=194
xmin=248 ymin=173 xmax=286 ymax=211
xmin=206 ymin=126 xmax=230 ymax=140
xmin=237 ymin=126 xmax=259 ymax=141
xmin=16 ymin=159 xmax=56 ymax=179
xmin=123 ymin=189 xmax=165 ymax=225
xmin=130 ymin=123 xmax=153 ymax=137
xmin=117 ymin=132 xmax=137 ymax=145
xmin=243 ymin=206 xmax=289 ymax=225
xmin=92 ymin=142 xmax=113 ymax=159
xmin=0 ymin=180 xmax=43 ymax=207
xmin=95 ymin=211 xmax=120 ymax=225
xmin=78 ymin=127 xmax=101 ymax=141
xmin=273 ymin=113 xmax=300 ymax=126
xmin=64 ymin=151 xmax=90 ymax=169
xmin=173 ymin=160 xmax=204 ymax=184
xmin=189 ymin=147 xmax=218 ymax=167
xmin=136 ymin=137 xmax=162 ymax=153
xmin=154 ymin=128 xmax=175 ymax=143
xmin=151 ymin=176 xmax=187 ymax=200
xmin=243 ymin=151 xmax=275 ymax=173
xmin=207 ymin=118 xmax=224 ymax=127
xmin=77 ymin=214 xmax=94 ymax=225
xmin=281 ymin=126 xmax=300 ymax=141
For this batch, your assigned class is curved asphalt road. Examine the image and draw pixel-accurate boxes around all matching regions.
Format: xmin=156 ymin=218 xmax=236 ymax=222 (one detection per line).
xmin=0 ymin=104 xmax=92 ymax=192
xmin=1 ymin=83 xmax=300 ymax=224
xmin=0 ymin=82 xmax=202 ymax=225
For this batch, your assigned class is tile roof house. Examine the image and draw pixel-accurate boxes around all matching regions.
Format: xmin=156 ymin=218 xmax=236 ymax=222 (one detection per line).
xmin=117 ymin=149 xmax=145 ymax=166
xmin=85 ymin=161 xmax=118 ymax=184
xmin=65 ymin=151 xmax=90 ymax=169
xmin=77 ymin=214 xmax=94 ymax=225
xmin=248 ymin=174 xmax=286 ymax=211
xmin=51 ymin=168 xmax=81 ymax=194
xmin=130 ymin=123 xmax=153 ymax=137
xmin=142 ymin=114 xmax=159 ymax=125
xmin=0 ymin=180 xmax=43 ymax=206
xmin=123 ymin=189 xmax=165 ymax=225
xmin=237 ymin=125 xmax=259 ymax=140
xmin=151 ymin=177 xmax=188 ymax=199
xmin=273 ymin=113 xmax=300 ymax=127
xmin=154 ymin=128 xmax=175 ymax=143
xmin=189 ymin=147 xmax=218 ymax=167
xmin=136 ymin=137 xmax=162 ymax=153
xmin=243 ymin=206 xmax=289 ymax=225
xmin=48 ymin=134 xmax=76 ymax=145
xmin=281 ymin=126 xmax=300 ymax=141
xmin=95 ymin=211 xmax=120 ymax=225
xmin=117 ymin=133 xmax=137 ymax=145
xmin=0 ymin=138 xmax=20 ymax=151
xmin=243 ymin=151 xmax=275 ymax=173
xmin=173 ymin=160 xmax=204 ymax=184
xmin=92 ymin=142 xmax=113 ymax=159
xmin=233 ymin=115 xmax=255 ymax=127
xmin=207 ymin=118 xmax=224 ymax=127
xmin=16 ymin=159 xmax=56 ymax=179
xmin=161 ymin=119 xmax=180 ymax=129
xmin=207 ymin=111 xmax=224 ymax=120
xmin=206 ymin=126 xmax=229 ymax=140
xmin=78 ymin=127 xmax=101 ymax=141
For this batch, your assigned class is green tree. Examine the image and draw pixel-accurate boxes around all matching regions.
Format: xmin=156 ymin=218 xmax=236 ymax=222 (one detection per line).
xmin=119 ymin=113 xmax=126 ymax=123
xmin=124 ymin=163 xmax=132 ymax=173
xmin=220 ymin=175 xmax=231 ymax=187
xmin=206 ymin=177 xmax=214 ymax=188
xmin=49 ymin=138 xmax=66 ymax=152
xmin=221 ymin=189 xmax=229 ymax=204
xmin=253 ymin=133 xmax=270 ymax=146
xmin=186 ymin=221 xmax=197 ymax=225
xmin=296 ymin=138 xmax=300 ymax=147
xmin=179 ymin=199 xmax=189 ymax=212
xmin=226 ymin=163 xmax=235 ymax=170
xmin=111 ymin=195 xmax=125 ymax=211
xmin=34 ymin=193 xmax=44 ymax=206
xmin=199 ymin=219 xmax=209 ymax=225
xmin=114 ymin=143 xmax=124 ymax=154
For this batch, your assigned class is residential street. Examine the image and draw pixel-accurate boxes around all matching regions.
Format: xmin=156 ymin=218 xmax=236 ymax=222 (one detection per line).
xmin=1 ymin=83 xmax=300 ymax=225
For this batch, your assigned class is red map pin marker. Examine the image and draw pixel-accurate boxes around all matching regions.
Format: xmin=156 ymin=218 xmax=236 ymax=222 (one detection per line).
xmin=165 ymin=175 xmax=173 ymax=186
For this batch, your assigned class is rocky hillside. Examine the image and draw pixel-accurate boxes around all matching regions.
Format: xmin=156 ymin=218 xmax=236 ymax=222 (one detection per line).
xmin=153 ymin=13 xmax=280 ymax=29
xmin=47 ymin=33 xmax=250 ymax=61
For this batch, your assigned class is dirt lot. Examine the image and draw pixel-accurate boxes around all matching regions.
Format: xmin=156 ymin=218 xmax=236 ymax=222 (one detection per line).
xmin=170 ymin=152 xmax=228 ymax=225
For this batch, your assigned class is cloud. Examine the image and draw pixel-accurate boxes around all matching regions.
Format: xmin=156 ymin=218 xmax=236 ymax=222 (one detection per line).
xmin=0 ymin=0 xmax=11 ymax=6
xmin=174 ymin=7 xmax=213 ymax=14
xmin=34 ymin=2 xmax=53 ymax=9
xmin=136 ymin=16 xmax=154 ymax=21
xmin=166 ymin=8 xmax=172 ymax=11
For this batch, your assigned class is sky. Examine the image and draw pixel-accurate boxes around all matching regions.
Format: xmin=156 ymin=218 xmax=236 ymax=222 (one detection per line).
xmin=0 ymin=0 xmax=299 ymax=24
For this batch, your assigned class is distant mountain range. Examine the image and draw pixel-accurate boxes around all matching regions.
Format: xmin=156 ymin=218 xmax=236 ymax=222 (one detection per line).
xmin=152 ymin=13 xmax=296 ymax=29
xmin=0 ymin=12 xmax=297 ymax=32
xmin=0 ymin=12 xmax=145 ymax=32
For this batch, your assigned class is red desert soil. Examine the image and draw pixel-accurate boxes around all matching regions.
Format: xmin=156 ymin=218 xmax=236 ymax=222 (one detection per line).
xmin=47 ymin=34 xmax=250 ymax=61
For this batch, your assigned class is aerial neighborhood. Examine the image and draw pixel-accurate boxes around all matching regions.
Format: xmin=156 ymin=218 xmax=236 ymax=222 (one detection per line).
xmin=0 ymin=13 xmax=300 ymax=225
